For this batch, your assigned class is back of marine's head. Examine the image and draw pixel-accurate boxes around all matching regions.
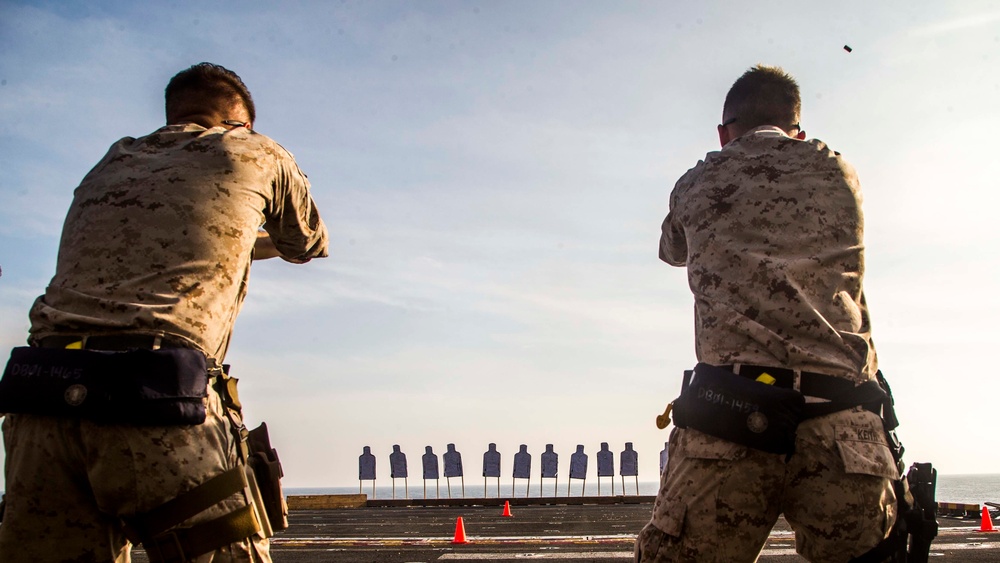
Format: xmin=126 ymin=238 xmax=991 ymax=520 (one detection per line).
xmin=722 ymin=64 xmax=801 ymax=137
xmin=164 ymin=62 xmax=256 ymax=126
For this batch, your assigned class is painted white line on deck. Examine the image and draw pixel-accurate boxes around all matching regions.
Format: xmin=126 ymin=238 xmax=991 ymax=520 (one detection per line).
xmin=929 ymin=542 xmax=1000 ymax=551
xmin=439 ymin=553 xmax=633 ymax=560
xmin=435 ymin=543 xmax=1000 ymax=561
xmin=437 ymin=550 xmax=803 ymax=561
xmin=274 ymin=534 xmax=636 ymax=544
xmin=754 ymin=542 xmax=1000 ymax=557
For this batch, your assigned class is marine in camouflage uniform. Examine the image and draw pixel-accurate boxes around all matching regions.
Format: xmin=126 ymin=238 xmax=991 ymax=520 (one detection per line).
xmin=635 ymin=66 xmax=899 ymax=563
xmin=0 ymin=63 xmax=328 ymax=562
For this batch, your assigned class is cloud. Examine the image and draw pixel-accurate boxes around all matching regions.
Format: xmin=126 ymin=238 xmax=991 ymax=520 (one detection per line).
xmin=907 ymin=11 xmax=1000 ymax=36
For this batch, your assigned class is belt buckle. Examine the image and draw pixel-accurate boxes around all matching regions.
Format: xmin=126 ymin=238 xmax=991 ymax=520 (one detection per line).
xmin=732 ymin=363 xmax=799 ymax=389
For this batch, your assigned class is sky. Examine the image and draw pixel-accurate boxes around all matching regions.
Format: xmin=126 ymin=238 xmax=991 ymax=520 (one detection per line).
xmin=1 ymin=1 xmax=999 ymax=490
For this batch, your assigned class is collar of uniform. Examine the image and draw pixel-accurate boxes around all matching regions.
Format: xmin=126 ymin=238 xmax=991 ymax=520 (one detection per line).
xmin=722 ymin=125 xmax=794 ymax=149
xmin=156 ymin=123 xmax=208 ymax=134
xmin=743 ymin=125 xmax=790 ymax=138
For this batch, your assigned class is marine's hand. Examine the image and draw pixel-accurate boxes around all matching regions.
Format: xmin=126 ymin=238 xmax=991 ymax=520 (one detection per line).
xmin=253 ymin=231 xmax=281 ymax=261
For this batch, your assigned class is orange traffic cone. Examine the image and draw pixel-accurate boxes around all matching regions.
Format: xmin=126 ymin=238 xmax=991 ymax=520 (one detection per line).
xmin=979 ymin=507 xmax=997 ymax=532
xmin=452 ymin=516 xmax=469 ymax=544
xmin=502 ymin=500 xmax=513 ymax=517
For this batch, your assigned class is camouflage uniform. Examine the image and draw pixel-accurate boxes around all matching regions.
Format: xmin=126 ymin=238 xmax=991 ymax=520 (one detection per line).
xmin=637 ymin=127 xmax=898 ymax=563
xmin=1 ymin=123 xmax=328 ymax=562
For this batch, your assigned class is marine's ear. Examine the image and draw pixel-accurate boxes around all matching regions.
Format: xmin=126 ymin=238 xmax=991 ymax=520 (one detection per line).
xmin=718 ymin=124 xmax=732 ymax=148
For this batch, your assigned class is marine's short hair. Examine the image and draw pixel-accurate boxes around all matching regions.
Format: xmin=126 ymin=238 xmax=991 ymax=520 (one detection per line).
xmin=722 ymin=65 xmax=800 ymax=134
xmin=165 ymin=62 xmax=256 ymax=124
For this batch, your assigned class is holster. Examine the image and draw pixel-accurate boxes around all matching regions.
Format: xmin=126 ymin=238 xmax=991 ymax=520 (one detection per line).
xmin=0 ymin=346 xmax=208 ymax=425
xmin=849 ymin=462 xmax=939 ymax=563
xmin=213 ymin=369 xmax=287 ymax=533
xmin=124 ymin=371 xmax=289 ymax=562
xmin=671 ymin=363 xmax=804 ymax=454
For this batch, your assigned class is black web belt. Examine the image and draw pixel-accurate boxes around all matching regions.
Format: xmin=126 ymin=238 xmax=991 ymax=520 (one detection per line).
xmin=721 ymin=364 xmax=856 ymax=394
xmin=719 ymin=364 xmax=885 ymax=419
xmin=36 ymin=334 xmax=191 ymax=352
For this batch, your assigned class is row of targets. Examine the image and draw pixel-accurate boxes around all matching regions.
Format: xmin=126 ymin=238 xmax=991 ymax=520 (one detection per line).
xmin=359 ymin=442 xmax=670 ymax=499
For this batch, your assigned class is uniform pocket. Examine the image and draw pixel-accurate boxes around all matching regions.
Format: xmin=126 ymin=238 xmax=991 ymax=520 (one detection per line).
xmin=676 ymin=427 xmax=746 ymax=461
xmin=834 ymin=420 xmax=899 ymax=480
xmin=657 ymin=500 xmax=687 ymax=538
xmin=635 ymin=504 xmax=688 ymax=562
xmin=648 ymin=429 xmax=742 ymax=542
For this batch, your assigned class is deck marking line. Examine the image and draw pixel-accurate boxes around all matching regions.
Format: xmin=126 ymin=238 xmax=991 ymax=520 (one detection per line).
xmin=273 ymin=534 xmax=636 ymax=545
xmin=438 ymin=553 xmax=633 ymax=560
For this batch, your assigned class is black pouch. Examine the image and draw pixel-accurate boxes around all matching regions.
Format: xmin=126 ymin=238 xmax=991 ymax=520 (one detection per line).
xmin=247 ymin=422 xmax=289 ymax=532
xmin=671 ymin=363 xmax=805 ymax=454
xmin=0 ymin=346 xmax=208 ymax=425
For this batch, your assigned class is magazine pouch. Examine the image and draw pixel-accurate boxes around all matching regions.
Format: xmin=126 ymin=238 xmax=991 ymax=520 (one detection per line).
xmin=0 ymin=346 xmax=208 ymax=425
xmin=247 ymin=422 xmax=289 ymax=531
xmin=671 ymin=362 xmax=804 ymax=454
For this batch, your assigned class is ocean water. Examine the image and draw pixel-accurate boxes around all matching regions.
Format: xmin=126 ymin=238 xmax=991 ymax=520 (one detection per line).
xmin=930 ymin=473 xmax=1000 ymax=506
xmin=286 ymin=473 xmax=999 ymax=507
